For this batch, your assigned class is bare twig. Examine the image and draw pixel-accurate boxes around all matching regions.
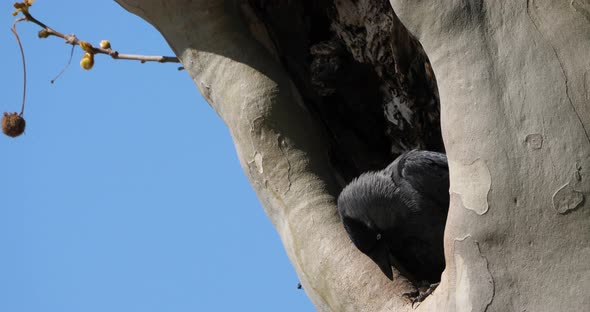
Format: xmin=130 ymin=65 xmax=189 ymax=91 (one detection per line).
xmin=19 ymin=10 xmax=180 ymax=64
xmin=11 ymin=17 xmax=27 ymax=116
xmin=51 ymin=44 xmax=75 ymax=84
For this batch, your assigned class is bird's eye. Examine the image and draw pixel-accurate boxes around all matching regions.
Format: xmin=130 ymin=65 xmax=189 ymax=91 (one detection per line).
xmin=376 ymin=233 xmax=382 ymax=240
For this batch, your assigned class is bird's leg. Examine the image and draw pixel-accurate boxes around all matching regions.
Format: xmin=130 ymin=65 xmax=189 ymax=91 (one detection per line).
xmin=389 ymin=254 xmax=428 ymax=294
xmin=411 ymin=282 xmax=439 ymax=308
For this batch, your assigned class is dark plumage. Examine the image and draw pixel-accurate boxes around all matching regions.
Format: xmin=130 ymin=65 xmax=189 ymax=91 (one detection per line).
xmin=337 ymin=150 xmax=449 ymax=283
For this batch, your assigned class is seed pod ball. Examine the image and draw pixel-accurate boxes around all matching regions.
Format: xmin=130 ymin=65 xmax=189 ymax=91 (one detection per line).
xmin=2 ymin=112 xmax=26 ymax=137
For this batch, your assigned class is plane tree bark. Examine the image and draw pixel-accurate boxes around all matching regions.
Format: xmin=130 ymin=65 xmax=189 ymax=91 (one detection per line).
xmin=388 ymin=1 xmax=590 ymax=311
xmin=115 ymin=0 xmax=590 ymax=311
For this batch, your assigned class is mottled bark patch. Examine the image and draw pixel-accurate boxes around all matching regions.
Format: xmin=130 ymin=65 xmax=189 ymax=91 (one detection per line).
xmin=449 ymin=159 xmax=491 ymax=215
xmin=454 ymin=236 xmax=494 ymax=312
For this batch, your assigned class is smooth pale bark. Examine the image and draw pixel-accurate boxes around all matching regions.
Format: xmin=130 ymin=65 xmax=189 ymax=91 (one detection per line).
xmin=115 ymin=1 xmax=415 ymax=311
xmin=390 ymin=0 xmax=590 ymax=311
xmin=116 ymin=0 xmax=590 ymax=311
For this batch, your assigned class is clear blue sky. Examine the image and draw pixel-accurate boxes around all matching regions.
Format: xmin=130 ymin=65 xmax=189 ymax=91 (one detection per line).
xmin=0 ymin=1 xmax=314 ymax=311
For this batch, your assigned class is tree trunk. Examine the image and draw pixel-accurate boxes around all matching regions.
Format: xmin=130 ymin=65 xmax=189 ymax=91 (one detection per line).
xmin=115 ymin=0 xmax=590 ymax=311
xmin=389 ymin=1 xmax=590 ymax=311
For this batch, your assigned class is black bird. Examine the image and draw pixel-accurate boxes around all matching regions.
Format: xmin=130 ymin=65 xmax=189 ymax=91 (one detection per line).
xmin=337 ymin=150 xmax=449 ymax=283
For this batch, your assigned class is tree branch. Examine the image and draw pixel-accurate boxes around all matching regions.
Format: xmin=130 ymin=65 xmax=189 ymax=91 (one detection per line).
xmin=17 ymin=9 xmax=179 ymax=64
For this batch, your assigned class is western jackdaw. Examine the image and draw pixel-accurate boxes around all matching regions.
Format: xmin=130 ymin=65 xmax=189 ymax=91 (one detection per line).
xmin=337 ymin=150 xmax=449 ymax=283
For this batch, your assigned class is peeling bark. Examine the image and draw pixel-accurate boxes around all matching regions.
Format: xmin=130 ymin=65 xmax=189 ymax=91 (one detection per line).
xmin=391 ymin=0 xmax=590 ymax=311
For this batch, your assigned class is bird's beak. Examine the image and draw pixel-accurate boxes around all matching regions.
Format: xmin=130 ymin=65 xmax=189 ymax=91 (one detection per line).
xmin=368 ymin=245 xmax=393 ymax=280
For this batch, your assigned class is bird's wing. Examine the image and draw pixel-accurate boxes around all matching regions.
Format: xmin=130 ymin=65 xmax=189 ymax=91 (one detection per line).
xmin=389 ymin=150 xmax=450 ymax=209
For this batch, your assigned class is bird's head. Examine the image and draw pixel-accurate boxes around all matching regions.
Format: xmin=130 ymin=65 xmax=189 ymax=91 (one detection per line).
xmin=337 ymin=171 xmax=400 ymax=280
xmin=340 ymin=215 xmax=394 ymax=280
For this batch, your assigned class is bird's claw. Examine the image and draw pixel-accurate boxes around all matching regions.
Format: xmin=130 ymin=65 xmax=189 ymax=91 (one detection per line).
xmin=410 ymin=282 xmax=439 ymax=308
